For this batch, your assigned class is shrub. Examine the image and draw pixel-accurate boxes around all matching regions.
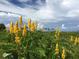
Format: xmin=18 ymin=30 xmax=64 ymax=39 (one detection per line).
xmin=0 ymin=24 xmax=6 ymax=31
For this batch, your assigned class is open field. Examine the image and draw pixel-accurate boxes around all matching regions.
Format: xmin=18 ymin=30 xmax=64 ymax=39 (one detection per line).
xmin=0 ymin=31 xmax=79 ymax=59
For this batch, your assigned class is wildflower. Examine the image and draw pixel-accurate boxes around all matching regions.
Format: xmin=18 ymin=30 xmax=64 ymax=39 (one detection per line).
xmin=55 ymin=43 xmax=59 ymax=54
xmin=14 ymin=21 xmax=19 ymax=33
xmin=10 ymin=21 xmax=14 ymax=33
xmin=22 ymin=24 xmax=27 ymax=37
xmin=15 ymin=36 xmax=20 ymax=45
xmin=30 ymin=22 xmax=35 ymax=32
xmin=34 ymin=22 xmax=37 ymax=30
xmin=62 ymin=48 xmax=65 ymax=59
xmin=19 ymin=16 xmax=22 ymax=29
xmin=27 ymin=18 xmax=31 ymax=30
xmin=78 ymin=37 xmax=79 ymax=44
xmin=55 ymin=27 xmax=60 ymax=40
xmin=15 ymin=33 xmax=20 ymax=45
xmin=18 ymin=27 xmax=21 ymax=31
xmin=19 ymin=16 xmax=22 ymax=25
xmin=74 ymin=37 xmax=78 ymax=45
xmin=70 ymin=36 xmax=73 ymax=42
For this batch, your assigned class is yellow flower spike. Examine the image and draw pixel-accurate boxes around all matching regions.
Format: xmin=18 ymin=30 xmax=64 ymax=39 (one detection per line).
xmin=19 ymin=27 xmax=21 ymax=31
xmin=34 ymin=22 xmax=37 ymax=30
xmin=10 ymin=21 xmax=13 ymax=26
xmin=57 ymin=31 xmax=60 ymax=37
xmin=19 ymin=16 xmax=22 ymax=25
xmin=14 ymin=21 xmax=19 ymax=33
xmin=28 ymin=18 xmax=31 ymax=30
xmin=10 ymin=21 xmax=14 ymax=34
xmin=70 ymin=36 xmax=73 ymax=42
xmin=55 ymin=34 xmax=57 ymax=38
xmin=78 ymin=37 xmax=79 ymax=44
xmin=15 ymin=21 xmax=18 ymax=27
xmin=62 ymin=48 xmax=65 ymax=59
xmin=55 ymin=43 xmax=59 ymax=54
xmin=22 ymin=24 xmax=27 ymax=37
xmin=55 ymin=26 xmax=61 ymax=40
xmin=15 ymin=36 xmax=20 ymax=45
xmin=19 ymin=16 xmax=22 ymax=30
xmin=74 ymin=37 xmax=78 ymax=45
xmin=31 ymin=22 xmax=35 ymax=32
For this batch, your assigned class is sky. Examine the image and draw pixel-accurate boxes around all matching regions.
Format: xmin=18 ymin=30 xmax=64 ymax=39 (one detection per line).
xmin=0 ymin=0 xmax=79 ymax=31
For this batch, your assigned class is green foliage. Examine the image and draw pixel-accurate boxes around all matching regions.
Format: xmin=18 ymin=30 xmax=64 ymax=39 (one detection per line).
xmin=0 ymin=31 xmax=79 ymax=59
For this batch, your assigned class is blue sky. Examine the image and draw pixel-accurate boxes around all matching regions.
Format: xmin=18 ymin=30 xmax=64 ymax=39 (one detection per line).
xmin=0 ymin=0 xmax=79 ymax=31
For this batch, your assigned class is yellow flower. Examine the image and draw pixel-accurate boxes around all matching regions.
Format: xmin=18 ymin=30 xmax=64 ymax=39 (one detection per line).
xmin=22 ymin=24 xmax=27 ymax=37
xmin=34 ymin=22 xmax=37 ymax=30
xmin=78 ymin=37 xmax=79 ymax=44
xmin=19 ymin=16 xmax=22 ymax=25
xmin=18 ymin=27 xmax=21 ymax=31
xmin=74 ymin=37 xmax=78 ymax=45
xmin=70 ymin=36 xmax=73 ymax=42
xmin=28 ymin=18 xmax=31 ymax=29
xmin=15 ymin=36 xmax=20 ymax=45
xmin=30 ymin=22 xmax=35 ymax=32
xmin=55 ymin=43 xmax=59 ymax=54
xmin=55 ymin=27 xmax=60 ymax=40
xmin=10 ymin=21 xmax=14 ymax=33
xmin=19 ymin=16 xmax=22 ymax=30
xmin=14 ymin=21 xmax=19 ymax=33
xmin=15 ymin=21 xmax=18 ymax=27
xmin=62 ymin=48 xmax=65 ymax=59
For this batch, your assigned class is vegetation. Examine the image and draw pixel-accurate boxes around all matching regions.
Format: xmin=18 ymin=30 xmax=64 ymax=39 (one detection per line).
xmin=0 ymin=16 xmax=79 ymax=59
xmin=0 ymin=24 xmax=6 ymax=31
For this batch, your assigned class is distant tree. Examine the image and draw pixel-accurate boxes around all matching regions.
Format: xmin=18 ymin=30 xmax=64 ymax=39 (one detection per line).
xmin=0 ymin=24 xmax=6 ymax=31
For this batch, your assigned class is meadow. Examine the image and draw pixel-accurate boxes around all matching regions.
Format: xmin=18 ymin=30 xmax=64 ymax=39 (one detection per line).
xmin=0 ymin=16 xmax=79 ymax=59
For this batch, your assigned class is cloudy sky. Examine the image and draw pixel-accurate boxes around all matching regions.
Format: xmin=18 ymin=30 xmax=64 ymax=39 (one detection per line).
xmin=0 ymin=0 xmax=79 ymax=31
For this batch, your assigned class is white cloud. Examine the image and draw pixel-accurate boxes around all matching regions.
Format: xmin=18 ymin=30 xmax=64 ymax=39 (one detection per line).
xmin=35 ymin=6 xmax=55 ymax=19
xmin=0 ymin=12 xmax=7 ymax=16
xmin=66 ymin=10 xmax=79 ymax=17
xmin=0 ymin=0 xmax=56 ymax=23
xmin=61 ymin=24 xmax=66 ymax=29
xmin=0 ymin=12 xmax=20 ymax=17
xmin=37 ymin=23 xmax=44 ymax=30
xmin=8 ymin=13 xmax=20 ymax=17
xmin=0 ymin=0 xmax=79 ymax=24
xmin=77 ymin=25 xmax=79 ymax=27
xmin=5 ymin=23 xmax=10 ymax=27
xmin=61 ymin=0 xmax=72 ymax=8
xmin=61 ymin=0 xmax=79 ymax=8
xmin=61 ymin=0 xmax=79 ymax=17
xmin=0 ymin=0 xmax=36 ymax=16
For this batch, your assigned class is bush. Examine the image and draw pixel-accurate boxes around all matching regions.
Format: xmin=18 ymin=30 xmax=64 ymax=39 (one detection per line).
xmin=0 ymin=24 xmax=6 ymax=31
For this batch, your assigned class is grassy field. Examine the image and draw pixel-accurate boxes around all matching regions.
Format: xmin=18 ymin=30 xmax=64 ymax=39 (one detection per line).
xmin=0 ymin=31 xmax=79 ymax=59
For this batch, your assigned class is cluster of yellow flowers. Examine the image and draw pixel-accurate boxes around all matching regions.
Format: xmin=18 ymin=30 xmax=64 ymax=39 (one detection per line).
xmin=55 ymin=27 xmax=61 ymax=40
xmin=55 ymin=43 xmax=66 ymax=59
xmin=10 ymin=21 xmax=14 ymax=34
xmin=15 ymin=33 xmax=20 ymax=45
xmin=14 ymin=21 xmax=19 ymax=34
xmin=27 ymin=18 xmax=37 ymax=32
xmin=9 ymin=16 xmax=37 ymax=45
xmin=55 ymin=43 xmax=59 ymax=54
xmin=19 ymin=16 xmax=22 ymax=29
xmin=22 ymin=24 xmax=27 ymax=37
xmin=70 ymin=36 xmax=79 ymax=45
xmin=70 ymin=36 xmax=74 ymax=42
xmin=28 ymin=18 xmax=31 ymax=29
xmin=54 ymin=27 xmax=66 ymax=59
xmin=62 ymin=48 xmax=65 ymax=59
